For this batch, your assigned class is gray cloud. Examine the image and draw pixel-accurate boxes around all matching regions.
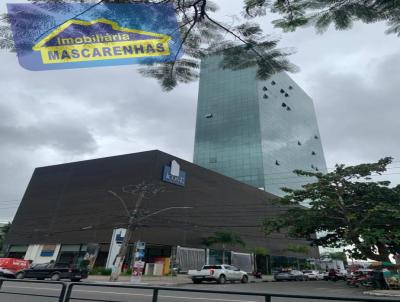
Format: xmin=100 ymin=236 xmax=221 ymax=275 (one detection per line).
xmin=309 ymin=51 xmax=400 ymax=165
xmin=0 ymin=115 xmax=97 ymax=155
xmin=0 ymin=50 xmax=197 ymax=221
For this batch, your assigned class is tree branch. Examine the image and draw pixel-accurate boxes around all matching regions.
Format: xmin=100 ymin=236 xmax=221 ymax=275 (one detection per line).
xmin=34 ymin=0 xmax=105 ymax=42
xmin=204 ymin=12 xmax=262 ymax=57
xmin=169 ymin=2 xmax=199 ymax=78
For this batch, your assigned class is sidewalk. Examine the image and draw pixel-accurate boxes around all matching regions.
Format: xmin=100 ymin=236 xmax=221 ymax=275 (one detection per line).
xmin=87 ymin=274 xmax=191 ymax=285
xmin=87 ymin=274 xmax=274 ymax=286
xmin=363 ymin=290 xmax=400 ymax=297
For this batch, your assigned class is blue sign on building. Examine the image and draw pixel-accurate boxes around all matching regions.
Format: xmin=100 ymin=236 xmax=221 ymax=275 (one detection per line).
xmin=115 ymin=233 xmax=124 ymax=244
xmin=162 ymin=160 xmax=186 ymax=187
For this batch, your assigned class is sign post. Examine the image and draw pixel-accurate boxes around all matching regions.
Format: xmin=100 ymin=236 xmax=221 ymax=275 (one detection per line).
xmin=130 ymin=241 xmax=146 ymax=283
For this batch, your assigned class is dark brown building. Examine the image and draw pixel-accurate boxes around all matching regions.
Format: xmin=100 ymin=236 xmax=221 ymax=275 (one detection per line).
xmin=6 ymin=150 xmax=318 ymax=273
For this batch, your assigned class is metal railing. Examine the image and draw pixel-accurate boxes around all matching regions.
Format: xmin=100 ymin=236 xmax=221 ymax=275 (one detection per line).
xmin=63 ymin=282 xmax=393 ymax=302
xmin=0 ymin=278 xmax=67 ymax=302
xmin=0 ymin=279 xmax=395 ymax=302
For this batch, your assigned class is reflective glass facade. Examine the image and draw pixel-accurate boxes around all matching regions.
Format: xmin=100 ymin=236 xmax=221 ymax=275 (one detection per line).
xmin=194 ymin=55 xmax=327 ymax=196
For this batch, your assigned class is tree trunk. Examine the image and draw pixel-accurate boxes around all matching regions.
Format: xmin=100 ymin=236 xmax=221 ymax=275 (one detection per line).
xmin=376 ymin=243 xmax=391 ymax=263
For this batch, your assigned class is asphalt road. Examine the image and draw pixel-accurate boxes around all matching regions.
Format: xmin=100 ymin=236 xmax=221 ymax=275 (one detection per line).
xmin=0 ymin=280 xmax=397 ymax=302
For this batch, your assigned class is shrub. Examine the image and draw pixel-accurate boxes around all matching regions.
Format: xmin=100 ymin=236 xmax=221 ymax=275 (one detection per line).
xmin=122 ymin=268 xmax=132 ymax=276
xmin=89 ymin=267 xmax=112 ymax=276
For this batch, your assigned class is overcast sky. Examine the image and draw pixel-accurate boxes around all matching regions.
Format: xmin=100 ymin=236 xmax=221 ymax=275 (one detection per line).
xmin=0 ymin=1 xmax=399 ymax=222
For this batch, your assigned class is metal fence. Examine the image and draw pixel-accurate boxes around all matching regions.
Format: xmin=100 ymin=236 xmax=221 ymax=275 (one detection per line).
xmin=64 ymin=282 xmax=392 ymax=302
xmin=0 ymin=279 xmax=394 ymax=302
xmin=0 ymin=278 xmax=66 ymax=302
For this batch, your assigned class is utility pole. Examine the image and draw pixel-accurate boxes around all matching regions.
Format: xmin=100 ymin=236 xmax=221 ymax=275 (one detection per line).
xmin=109 ymin=188 xmax=145 ymax=282
xmin=108 ymin=182 xmax=191 ymax=282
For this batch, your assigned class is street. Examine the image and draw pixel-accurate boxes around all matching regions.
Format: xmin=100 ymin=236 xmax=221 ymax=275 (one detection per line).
xmin=0 ymin=280 xmax=398 ymax=302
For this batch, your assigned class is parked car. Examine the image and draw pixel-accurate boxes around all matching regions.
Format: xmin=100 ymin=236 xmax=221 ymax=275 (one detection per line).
xmin=188 ymin=264 xmax=249 ymax=284
xmin=15 ymin=262 xmax=88 ymax=281
xmin=325 ymin=269 xmax=346 ymax=281
xmin=0 ymin=258 xmax=30 ymax=278
xmin=303 ymin=270 xmax=324 ymax=280
xmin=274 ymin=270 xmax=308 ymax=281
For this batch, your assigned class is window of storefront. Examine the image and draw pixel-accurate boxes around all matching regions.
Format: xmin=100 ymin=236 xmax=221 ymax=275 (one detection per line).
xmin=94 ymin=244 xmax=110 ymax=268
xmin=208 ymin=249 xmax=231 ymax=265
xmin=7 ymin=245 xmax=28 ymax=259
xmin=123 ymin=245 xmax=172 ymax=272
xmin=270 ymin=255 xmax=308 ymax=272
xmin=57 ymin=244 xmax=87 ymax=266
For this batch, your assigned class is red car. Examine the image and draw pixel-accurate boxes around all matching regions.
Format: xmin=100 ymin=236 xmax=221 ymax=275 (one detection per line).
xmin=0 ymin=258 xmax=30 ymax=278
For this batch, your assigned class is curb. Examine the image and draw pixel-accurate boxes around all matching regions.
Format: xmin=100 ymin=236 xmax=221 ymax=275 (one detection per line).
xmin=363 ymin=290 xmax=400 ymax=297
xmin=84 ymin=280 xmax=192 ymax=286
xmin=85 ymin=281 xmax=150 ymax=285
xmin=86 ymin=279 xmax=269 ymax=286
xmin=86 ymin=276 xmax=273 ymax=286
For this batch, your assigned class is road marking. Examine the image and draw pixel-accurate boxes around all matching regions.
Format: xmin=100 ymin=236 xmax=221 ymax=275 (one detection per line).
xmin=74 ymin=290 xmax=152 ymax=296
xmin=159 ymin=294 xmax=257 ymax=302
xmin=4 ymin=285 xmax=58 ymax=291
xmin=3 ymin=285 xmax=257 ymax=302
xmin=75 ymin=289 xmax=257 ymax=302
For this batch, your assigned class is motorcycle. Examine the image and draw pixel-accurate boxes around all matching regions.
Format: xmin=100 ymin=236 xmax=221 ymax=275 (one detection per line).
xmin=346 ymin=270 xmax=373 ymax=288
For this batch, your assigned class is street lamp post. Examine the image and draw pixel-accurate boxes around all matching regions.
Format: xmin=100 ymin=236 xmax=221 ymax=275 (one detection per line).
xmin=107 ymin=185 xmax=192 ymax=282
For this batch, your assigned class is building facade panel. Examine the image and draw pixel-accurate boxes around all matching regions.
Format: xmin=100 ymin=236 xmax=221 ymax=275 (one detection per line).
xmin=194 ymin=55 xmax=327 ymax=196
xmin=6 ymin=150 xmax=319 ymax=263
xmin=257 ymin=71 xmax=327 ymax=196
xmin=193 ymin=55 xmax=265 ymax=189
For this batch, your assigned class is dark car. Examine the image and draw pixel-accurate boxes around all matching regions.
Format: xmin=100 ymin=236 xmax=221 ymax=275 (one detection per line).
xmin=274 ymin=270 xmax=308 ymax=281
xmin=15 ymin=262 xmax=88 ymax=281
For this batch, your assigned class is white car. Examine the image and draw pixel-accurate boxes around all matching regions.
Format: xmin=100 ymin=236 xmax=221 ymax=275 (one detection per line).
xmin=303 ymin=270 xmax=324 ymax=280
xmin=188 ymin=264 xmax=249 ymax=284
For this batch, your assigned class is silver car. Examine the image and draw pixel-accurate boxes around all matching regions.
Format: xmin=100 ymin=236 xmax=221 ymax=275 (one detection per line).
xmin=274 ymin=270 xmax=307 ymax=281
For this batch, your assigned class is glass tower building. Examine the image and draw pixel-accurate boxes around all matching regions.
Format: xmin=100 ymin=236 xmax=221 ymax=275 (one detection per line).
xmin=193 ymin=55 xmax=327 ymax=196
